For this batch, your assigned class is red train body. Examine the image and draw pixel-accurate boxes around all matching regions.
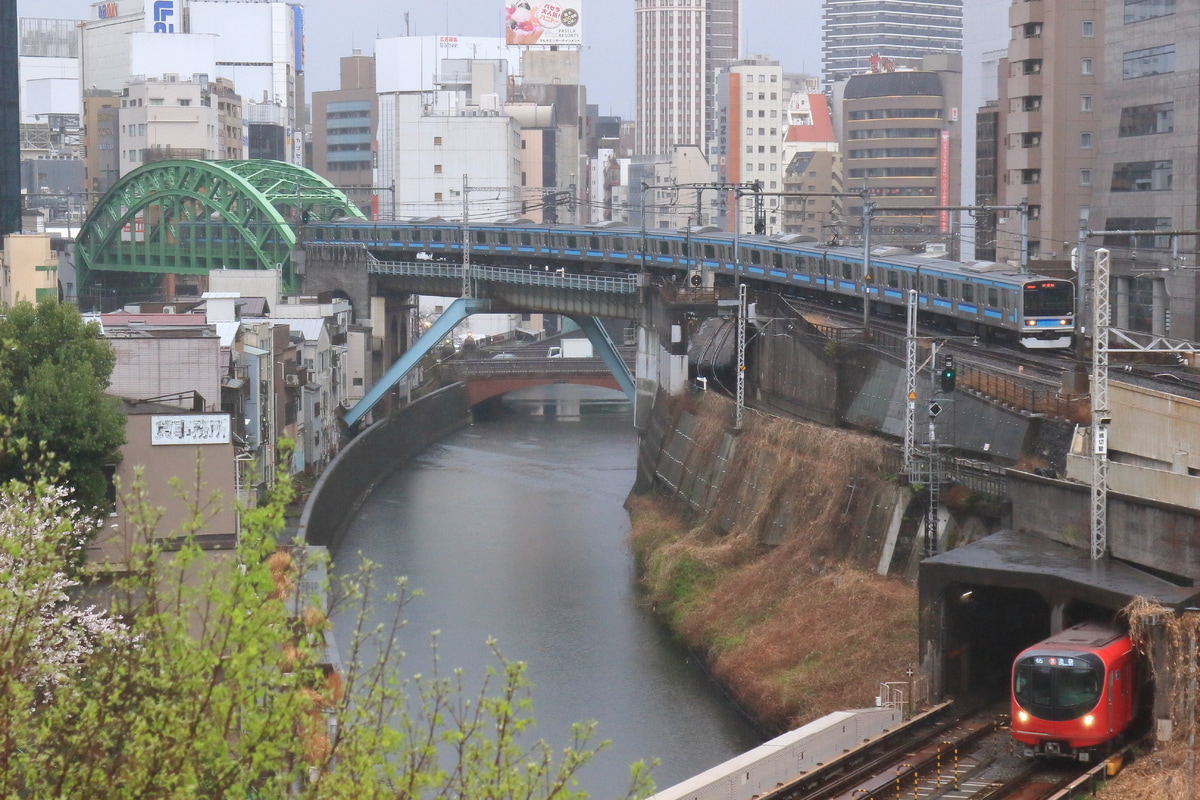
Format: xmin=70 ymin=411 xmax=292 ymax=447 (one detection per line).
xmin=1010 ymin=622 xmax=1138 ymax=761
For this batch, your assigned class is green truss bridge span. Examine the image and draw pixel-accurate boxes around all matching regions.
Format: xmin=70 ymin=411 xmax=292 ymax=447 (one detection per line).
xmin=75 ymin=159 xmax=365 ymax=296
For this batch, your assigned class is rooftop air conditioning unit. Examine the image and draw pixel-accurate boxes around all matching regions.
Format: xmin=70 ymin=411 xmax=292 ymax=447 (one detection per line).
xmin=162 ymin=305 xmax=176 ymax=314
xmin=284 ymin=374 xmax=299 ymax=386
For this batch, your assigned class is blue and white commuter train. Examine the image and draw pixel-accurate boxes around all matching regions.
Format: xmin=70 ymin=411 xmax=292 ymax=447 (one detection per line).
xmin=304 ymin=219 xmax=1076 ymax=350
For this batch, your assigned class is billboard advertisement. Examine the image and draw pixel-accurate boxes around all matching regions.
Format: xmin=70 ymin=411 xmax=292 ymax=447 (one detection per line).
xmin=504 ymin=0 xmax=581 ymax=47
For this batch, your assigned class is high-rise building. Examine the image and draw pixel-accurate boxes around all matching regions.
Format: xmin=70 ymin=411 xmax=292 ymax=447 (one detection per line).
xmin=1086 ymin=1 xmax=1198 ymax=342
xmin=81 ymin=0 xmax=304 ymax=165
xmin=822 ymin=0 xmax=963 ymax=86
xmin=714 ymin=56 xmax=784 ymax=234
xmin=993 ymin=1 xmax=1101 ymax=270
xmin=635 ymin=0 xmax=738 ymax=157
xmin=311 ymin=52 xmax=377 ymax=219
xmin=839 ymin=54 xmax=962 ymax=249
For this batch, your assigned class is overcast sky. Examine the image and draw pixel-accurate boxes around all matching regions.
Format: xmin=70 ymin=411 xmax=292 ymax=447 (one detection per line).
xmin=17 ymin=0 xmax=1008 ymax=118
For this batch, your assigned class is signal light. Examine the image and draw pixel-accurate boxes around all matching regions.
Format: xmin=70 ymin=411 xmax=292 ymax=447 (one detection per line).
xmin=939 ymin=355 xmax=957 ymax=393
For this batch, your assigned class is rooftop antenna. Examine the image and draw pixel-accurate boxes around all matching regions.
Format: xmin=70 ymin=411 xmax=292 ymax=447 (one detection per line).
xmin=404 ymin=11 xmax=410 ymax=37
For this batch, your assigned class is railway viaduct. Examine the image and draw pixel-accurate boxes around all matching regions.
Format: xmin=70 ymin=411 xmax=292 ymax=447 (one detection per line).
xmin=73 ymin=159 xmax=1200 ymax=719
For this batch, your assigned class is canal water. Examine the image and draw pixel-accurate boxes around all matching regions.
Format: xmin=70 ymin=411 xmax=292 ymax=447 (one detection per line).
xmin=331 ymin=384 xmax=763 ymax=797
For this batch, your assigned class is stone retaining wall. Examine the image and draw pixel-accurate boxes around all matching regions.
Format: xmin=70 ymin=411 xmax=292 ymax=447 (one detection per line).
xmin=297 ymin=385 xmax=471 ymax=551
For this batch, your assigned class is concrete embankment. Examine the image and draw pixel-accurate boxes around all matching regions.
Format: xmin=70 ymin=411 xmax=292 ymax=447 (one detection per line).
xmin=630 ymin=389 xmax=929 ymax=732
xmin=297 ymin=385 xmax=471 ymax=551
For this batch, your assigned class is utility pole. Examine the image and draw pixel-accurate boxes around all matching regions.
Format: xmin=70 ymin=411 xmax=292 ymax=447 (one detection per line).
xmin=736 ymin=282 xmax=747 ymax=430
xmin=903 ymin=290 xmax=917 ymax=472
xmin=862 ymin=189 xmax=874 ymax=333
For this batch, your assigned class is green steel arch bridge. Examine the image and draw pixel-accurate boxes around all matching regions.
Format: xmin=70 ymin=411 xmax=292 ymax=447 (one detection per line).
xmin=74 ymin=159 xmax=366 ymax=297
xmin=74 ymin=158 xmax=637 ymax=425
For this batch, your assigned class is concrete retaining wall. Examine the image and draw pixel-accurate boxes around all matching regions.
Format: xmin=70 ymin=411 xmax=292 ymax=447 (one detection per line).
xmin=649 ymin=708 xmax=902 ymax=800
xmin=296 ymin=385 xmax=471 ymax=551
xmin=1007 ymin=470 xmax=1200 ymax=583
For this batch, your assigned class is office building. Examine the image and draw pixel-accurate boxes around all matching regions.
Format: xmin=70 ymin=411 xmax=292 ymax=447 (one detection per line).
xmin=822 ymin=0 xmax=962 ymax=86
xmin=1087 ymin=2 xmax=1199 ymax=341
xmin=634 ymin=0 xmax=739 ymax=157
xmin=839 ymin=54 xmax=962 ymax=249
xmin=714 ymin=56 xmax=784 ymax=233
xmin=993 ymin=1 xmax=1101 ymax=270
xmin=81 ymin=0 xmax=303 ymax=165
xmin=310 ymin=52 xmax=378 ymax=218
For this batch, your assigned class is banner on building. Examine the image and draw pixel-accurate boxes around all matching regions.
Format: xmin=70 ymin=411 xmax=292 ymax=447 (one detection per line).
xmin=504 ymin=0 xmax=582 ymax=47
xmin=151 ymin=414 xmax=231 ymax=445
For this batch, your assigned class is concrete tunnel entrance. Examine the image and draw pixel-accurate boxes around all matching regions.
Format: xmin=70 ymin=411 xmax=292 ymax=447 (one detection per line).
xmin=919 ymin=530 xmax=1199 ymax=706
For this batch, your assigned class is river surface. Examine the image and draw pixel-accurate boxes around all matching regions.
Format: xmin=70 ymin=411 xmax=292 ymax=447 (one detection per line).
xmin=331 ymin=384 xmax=763 ymax=798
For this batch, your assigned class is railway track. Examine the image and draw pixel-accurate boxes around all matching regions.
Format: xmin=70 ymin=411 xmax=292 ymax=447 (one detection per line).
xmin=757 ymin=703 xmax=1122 ymax=800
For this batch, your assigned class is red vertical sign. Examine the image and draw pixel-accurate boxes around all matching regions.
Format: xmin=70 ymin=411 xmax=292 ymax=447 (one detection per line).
xmin=939 ymin=131 xmax=950 ymax=233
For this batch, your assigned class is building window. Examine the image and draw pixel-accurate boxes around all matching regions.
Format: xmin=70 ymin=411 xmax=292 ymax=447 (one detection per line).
xmin=1124 ymin=0 xmax=1175 ymax=24
xmin=1081 ymin=58 xmax=1093 ymax=75
xmin=1111 ymin=160 xmax=1173 ymax=191
xmin=434 ymin=192 xmax=443 ymax=202
xmin=148 ymin=98 xmax=163 ymax=106
xmin=1118 ymin=102 xmax=1173 ymax=136
xmin=1080 ymin=132 xmax=1092 ymax=148
xmin=746 ymin=110 xmax=753 ymax=118
xmin=435 ymin=136 xmax=442 ymax=145
xmin=1123 ymin=45 xmax=1175 ymax=79
xmin=178 ymin=98 xmax=190 ymax=106
xmin=1082 ymin=20 xmax=1094 ymax=37
xmin=746 ymin=145 xmax=753 ymax=153
xmin=1081 ymin=95 xmax=1093 ymax=112
xmin=1080 ymin=169 xmax=1092 ymax=186
xmin=1021 ymin=169 xmax=1041 ymax=185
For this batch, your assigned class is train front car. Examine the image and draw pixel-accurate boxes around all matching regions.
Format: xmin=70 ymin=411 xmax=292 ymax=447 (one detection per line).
xmin=1011 ymin=623 xmax=1137 ymax=761
xmin=1019 ymin=278 xmax=1075 ymax=349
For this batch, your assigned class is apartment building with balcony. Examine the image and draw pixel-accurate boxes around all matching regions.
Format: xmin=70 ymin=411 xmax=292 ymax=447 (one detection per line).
xmin=994 ymin=0 xmax=1102 ymax=269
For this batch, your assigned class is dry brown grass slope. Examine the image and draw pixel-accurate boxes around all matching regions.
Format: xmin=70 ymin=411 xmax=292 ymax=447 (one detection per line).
xmin=628 ymin=395 xmax=919 ymax=732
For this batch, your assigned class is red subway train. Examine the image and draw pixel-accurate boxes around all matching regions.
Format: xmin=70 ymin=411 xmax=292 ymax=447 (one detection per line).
xmin=1011 ymin=622 xmax=1139 ymax=761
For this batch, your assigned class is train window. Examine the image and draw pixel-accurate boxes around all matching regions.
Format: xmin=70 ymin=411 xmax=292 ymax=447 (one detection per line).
xmin=704 ymin=244 xmax=715 ymax=259
xmin=841 ymin=262 xmax=853 ymax=279
xmin=750 ymin=250 xmax=761 ymax=265
xmin=887 ymin=271 xmax=900 ymax=289
xmin=348 ymin=229 xmax=360 ymax=241
xmin=431 ymin=229 xmax=442 ymax=242
xmin=612 ymin=238 xmax=624 ymax=251
xmin=567 ymin=235 xmax=577 ymax=248
xmin=412 ymin=230 xmax=424 ymax=242
xmin=590 ymin=236 xmax=600 ymax=250
xmin=936 ymin=278 xmax=949 ymax=296
xmin=475 ymin=231 xmax=487 ymax=244
xmin=521 ymin=233 xmax=531 ymax=246
xmin=659 ymin=241 xmax=670 ymax=255
xmin=773 ymin=252 xmax=782 ymax=268
xmin=962 ymin=283 xmax=974 ymax=303
xmin=498 ymin=233 xmax=509 ymax=245
xmin=390 ymin=230 xmax=403 ymax=242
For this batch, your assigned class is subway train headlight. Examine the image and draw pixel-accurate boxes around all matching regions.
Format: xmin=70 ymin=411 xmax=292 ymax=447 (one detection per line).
xmin=1060 ymin=319 xmax=1070 ymax=325
xmin=1017 ymin=711 xmax=1029 ymax=724
xmin=1083 ymin=714 xmax=1095 ymax=727
xmin=1025 ymin=319 xmax=1035 ymax=327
